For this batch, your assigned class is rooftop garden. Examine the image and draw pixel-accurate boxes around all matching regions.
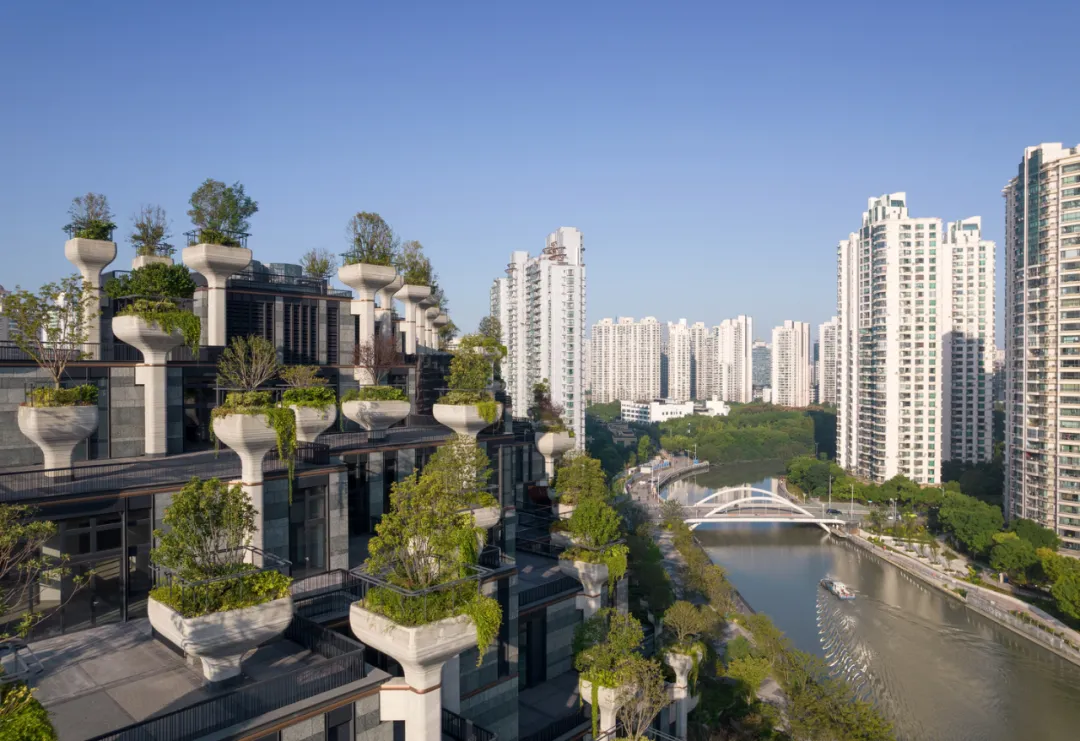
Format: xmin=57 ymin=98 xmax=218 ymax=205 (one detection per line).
xmin=187 ymin=179 xmax=258 ymax=247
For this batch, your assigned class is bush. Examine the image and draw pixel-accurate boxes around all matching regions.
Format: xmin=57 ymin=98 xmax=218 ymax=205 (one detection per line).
xmin=344 ymin=213 xmax=398 ymax=266
xmin=116 ymin=298 xmax=201 ymax=355
xmin=282 ymin=386 xmax=337 ymax=409
xmin=150 ymin=568 xmax=291 ymax=618
xmin=0 ymin=682 xmax=57 ymax=740
xmin=188 ymin=179 xmax=258 ymax=245
xmin=29 ymin=384 xmax=98 ymax=407
xmin=66 ymin=192 xmax=115 ymax=241
xmin=342 ymin=386 xmax=408 ymax=402
xmin=104 ymin=263 xmax=196 ymax=300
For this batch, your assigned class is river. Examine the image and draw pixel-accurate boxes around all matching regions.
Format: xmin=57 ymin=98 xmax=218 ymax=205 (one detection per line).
xmin=665 ymin=467 xmax=1080 ymax=741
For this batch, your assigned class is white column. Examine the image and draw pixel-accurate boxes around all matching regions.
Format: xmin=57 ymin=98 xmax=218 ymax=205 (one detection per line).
xmin=113 ymin=316 xmax=184 ymax=455
xmin=377 ymin=275 xmax=404 ymax=338
xmin=395 ymin=285 xmax=432 ymax=355
xmin=182 ymin=244 xmax=252 ymax=346
xmin=665 ymin=651 xmax=698 ymax=740
xmin=424 ymin=306 xmax=440 ymax=353
xmin=432 ymin=313 xmax=449 ymax=351
xmin=64 ymin=238 xmax=116 ymax=359
xmin=212 ymin=415 xmax=278 ymax=561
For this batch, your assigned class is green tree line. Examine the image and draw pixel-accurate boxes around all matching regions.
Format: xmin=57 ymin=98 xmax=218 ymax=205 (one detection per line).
xmin=659 ymin=404 xmax=818 ymax=464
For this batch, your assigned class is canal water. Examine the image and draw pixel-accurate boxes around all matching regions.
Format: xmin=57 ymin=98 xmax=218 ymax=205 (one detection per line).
xmin=666 ymin=466 xmax=1080 ymax=741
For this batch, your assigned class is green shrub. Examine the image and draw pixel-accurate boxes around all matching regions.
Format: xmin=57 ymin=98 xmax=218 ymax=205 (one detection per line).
xmin=116 ymin=299 xmax=201 ymax=355
xmin=0 ymin=682 xmax=57 ymax=740
xmin=150 ymin=568 xmax=291 ymax=618
xmin=282 ymin=385 xmax=337 ymax=409
xmin=29 ymin=384 xmax=98 ymax=407
xmin=104 ymin=263 xmax=196 ymax=300
xmin=342 ymin=386 xmax=408 ymax=402
xmin=211 ymin=393 xmax=297 ymax=494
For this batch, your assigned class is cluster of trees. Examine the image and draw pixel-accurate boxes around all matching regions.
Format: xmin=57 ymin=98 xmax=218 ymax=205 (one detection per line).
xmin=585 ymin=401 xmax=621 ymax=423
xmin=583 ymin=413 xmax=658 ymax=479
xmin=659 ymin=405 xmax=816 ymax=465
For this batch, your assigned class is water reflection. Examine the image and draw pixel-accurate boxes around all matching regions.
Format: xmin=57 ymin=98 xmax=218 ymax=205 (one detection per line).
xmin=681 ymin=475 xmax=1080 ymax=741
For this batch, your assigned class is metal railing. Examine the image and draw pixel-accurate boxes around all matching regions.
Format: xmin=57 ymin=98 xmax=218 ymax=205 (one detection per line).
xmin=443 ymin=708 xmax=499 ymax=741
xmin=517 ymin=537 xmax=566 ymax=560
xmin=151 ymin=547 xmax=292 ymax=616
xmin=229 ymin=269 xmax=352 ymax=298
xmin=87 ymin=616 xmax=367 ymax=741
xmin=347 ymin=561 xmax=492 ymax=625
xmin=184 ymin=229 xmax=250 ymax=248
xmin=0 ymin=442 xmax=330 ymax=503
xmin=518 ymin=575 xmax=581 ymax=608
xmin=519 ymin=708 xmax=588 ymax=741
xmin=318 ymin=427 xmax=450 ymax=453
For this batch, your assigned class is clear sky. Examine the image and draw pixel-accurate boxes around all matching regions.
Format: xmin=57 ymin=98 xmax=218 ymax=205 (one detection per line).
xmin=3 ymin=0 xmax=1078 ymax=344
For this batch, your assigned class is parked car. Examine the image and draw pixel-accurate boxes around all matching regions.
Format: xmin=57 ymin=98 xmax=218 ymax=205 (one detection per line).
xmin=826 ymin=508 xmax=842 ymax=515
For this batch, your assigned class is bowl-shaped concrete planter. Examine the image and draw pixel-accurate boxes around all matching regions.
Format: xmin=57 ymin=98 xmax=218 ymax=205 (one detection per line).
xmin=536 ymin=430 xmax=575 ymax=459
xmin=182 ymin=243 xmax=253 ymax=285
xmin=149 ymin=595 xmax=293 ymax=681
xmin=212 ymin=412 xmax=279 ymax=481
xmin=17 ymin=405 xmax=98 ymax=474
xmin=666 ymin=647 xmax=705 ymax=696
xmin=339 ymin=262 xmax=398 ymax=298
xmin=349 ymin=603 xmax=478 ymax=690
xmin=432 ymin=403 xmax=503 ymax=438
xmin=112 ymin=314 xmax=185 ymax=361
xmin=466 ymin=505 xmax=500 ymax=530
xmin=64 ymin=237 xmax=117 ymax=278
xmin=578 ymin=677 xmax=623 ymax=736
xmin=290 ymin=404 xmax=337 ymax=443
xmin=342 ymin=399 xmax=411 ymax=432
xmin=131 ymin=254 xmax=173 ymax=270
xmin=558 ymin=558 xmax=609 ymax=596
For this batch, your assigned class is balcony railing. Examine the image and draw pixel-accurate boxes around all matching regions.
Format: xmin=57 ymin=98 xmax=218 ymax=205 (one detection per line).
xmin=519 ymin=708 xmax=588 ymax=741
xmin=0 ymin=341 xmax=207 ymax=364
xmin=0 ymin=442 xmax=329 ymax=503
xmin=443 ymin=708 xmax=498 ymax=741
xmin=518 ymin=575 xmax=580 ymax=608
xmin=87 ymin=616 xmax=366 ymax=741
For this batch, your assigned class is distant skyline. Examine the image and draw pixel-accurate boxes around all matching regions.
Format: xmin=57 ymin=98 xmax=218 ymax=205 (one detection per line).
xmin=4 ymin=1 xmax=1079 ymax=343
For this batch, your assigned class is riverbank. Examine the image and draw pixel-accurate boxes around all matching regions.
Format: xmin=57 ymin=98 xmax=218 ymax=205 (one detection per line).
xmin=843 ymin=530 xmax=1080 ymax=667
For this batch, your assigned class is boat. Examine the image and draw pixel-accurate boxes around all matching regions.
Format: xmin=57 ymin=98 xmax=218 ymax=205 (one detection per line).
xmin=820 ymin=578 xmax=856 ymax=600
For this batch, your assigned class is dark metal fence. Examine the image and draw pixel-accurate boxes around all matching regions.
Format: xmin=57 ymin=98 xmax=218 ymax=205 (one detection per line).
xmin=184 ymin=229 xmax=250 ymax=248
xmin=318 ymin=427 xmax=450 ymax=453
xmin=151 ymin=547 xmax=292 ymax=616
xmin=518 ymin=576 xmax=581 ymax=608
xmin=346 ymin=561 xmax=492 ymax=625
xmin=517 ymin=537 xmax=566 ymax=560
xmin=229 ymin=269 xmax=351 ymax=298
xmin=86 ymin=616 xmax=367 ymax=741
xmin=0 ymin=340 xmax=206 ymax=364
xmin=0 ymin=442 xmax=330 ymax=503
xmin=519 ymin=708 xmax=588 ymax=741
xmin=443 ymin=708 xmax=499 ymax=741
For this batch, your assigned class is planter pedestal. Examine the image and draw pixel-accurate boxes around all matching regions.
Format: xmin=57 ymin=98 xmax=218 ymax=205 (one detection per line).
xmin=65 ymin=237 xmax=116 ymax=359
xmin=432 ymin=313 xmax=449 ymax=352
xmin=291 ymin=404 xmax=337 ymax=443
xmin=665 ymin=649 xmax=703 ymax=740
xmin=182 ymin=244 xmax=252 ymax=346
xmin=342 ymin=399 xmax=411 ymax=433
xmin=149 ymin=596 xmax=293 ymax=681
xmin=376 ymin=275 xmax=404 ymax=338
xmin=339 ymin=263 xmax=398 ymax=371
xmin=112 ymin=315 xmax=185 ymax=455
xmin=558 ymin=559 xmax=609 ymax=619
xmin=395 ymin=284 xmax=431 ymax=355
xmin=421 ymin=303 xmax=439 ymax=354
xmin=536 ymin=431 xmax=575 ymax=483
xmin=132 ymin=254 xmax=173 ymax=270
xmin=212 ymin=413 xmax=278 ymax=557
xmin=17 ymin=405 xmax=98 ymax=475
xmin=468 ymin=505 xmax=501 ymax=530
xmin=579 ymin=678 xmax=622 ymax=738
xmin=350 ymin=604 xmax=478 ymax=741
xmin=433 ymin=403 xmax=503 ymax=439
xmin=553 ymin=501 xmax=575 ymax=519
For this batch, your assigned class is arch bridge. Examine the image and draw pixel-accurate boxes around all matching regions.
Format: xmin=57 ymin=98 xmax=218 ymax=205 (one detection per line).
xmin=678 ymin=486 xmax=845 ymax=532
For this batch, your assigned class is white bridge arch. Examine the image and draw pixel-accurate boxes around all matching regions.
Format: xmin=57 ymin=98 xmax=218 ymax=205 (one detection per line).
xmin=681 ymin=486 xmax=843 ymax=531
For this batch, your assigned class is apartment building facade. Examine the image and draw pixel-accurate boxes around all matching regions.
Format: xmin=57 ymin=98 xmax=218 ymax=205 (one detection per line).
xmin=713 ymin=315 xmax=754 ymax=403
xmin=818 ymin=317 xmax=839 ymax=406
xmin=1004 ymin=143 xmax=1080 ymax=550
xmin=667 ymin=319 xmax=693 ymax=401
xmin=771 ymin=320 xmax=810 ymax=407
xmin=588 ymin=316 xmax=662 ymax=404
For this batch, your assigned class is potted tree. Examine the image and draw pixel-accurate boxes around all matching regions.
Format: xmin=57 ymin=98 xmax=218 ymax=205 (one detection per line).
xmin=299 ymin=247 xmax=337 ymax=282
xmin=4 ymin=276 xmax=100 ymax=474
xmin=279 ymin=365 xmax=337 ymax=443
xmin=211 ymin=335 xmax=297 ymax=487
xmin=148 ymin=477 xmax=293 ymax=681
xmin=433 ymin=334 xmax=504 ymax=438
xmin=393 ymin=240 xmax=433 ymax=354
xmin=107 ymin=263 xmax=201 ymax=357
xmin=348 ymin=465 xmax=502 ymax=738
xmin=661 ymin=600 xmax=712 ymax=694
xmin=182 ymin=179 xmax=258 ymax=346
xmin=531 ymin=379 xmax=575 ymax=480
xmin=574 ymin=609 xmax=649 ymax=737
xmin=63 ymin=193 xmax=117 ymax=357
xmin=551 ymin=450 xmax=609 ymax=518
xmin=340 ymin=212 xmax=400 ymax=348
xmin=422 ymin=434 xmax=500 ymax=530
xmin=129 ymin=205 xmax=175 ymax=269
xmin=342 ymin=334 xmax=410 ymax=433
xmin=558 ymin=491 xmax=628 ymax=615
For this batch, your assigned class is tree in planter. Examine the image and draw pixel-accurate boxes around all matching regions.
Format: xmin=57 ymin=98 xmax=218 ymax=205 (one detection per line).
xmin=348 ymin=333 xmax=406 ymax=400
xmin=554 ymin=451 xmax=609 ymax=505
xmin=129 ymin=205 xmax=174 ymax=257
xmin=344 ymin=212 xmax=398 ymax=266
xmin=422 ymin=434 xmax=496 ymax=510
xmin=395 ymin=240 xmax=432 ymax=286
xmin=724 ymin=655 xmax=771 ymax=703
xmin=573 ymin=608 xmax=646 ymax=736
xmin=563 ymin=493 xmax=629 ymax=592
xmin=300 ymin=248 xmax=337 ymax=280
xmin=664 ymin=600 xmax=714 ymax=649
xmin=363 ymin=470 xmax=502 ymax=663
xmin=187 ymin=179 xmax=259 ymax=246
xmin=3 ymin=275 xmax=99 ymax=405
xmin=105 ymin=263 xmax=197 ymax=301
xmin=437 ymin=333 xmax=503 ymax=423
xmin=150 ymin=477 xmax=291 ymax=616
xmin=530 ymin=380 xmax=568 ymax=433
xmin=438 ymin=317 xmax=459 ymax=349
xmin=478 ymin=315 xmax=501 ymax=343
xmin=615 ymin=655 xmax=670 ymax=741
xmin=65 ymin=192 xmax=115 ymax=240
xmin=279 ymin=365 xmax=336 ymax=409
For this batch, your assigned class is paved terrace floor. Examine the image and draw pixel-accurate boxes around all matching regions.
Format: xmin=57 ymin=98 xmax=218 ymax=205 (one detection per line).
xmin=27 ymin=619 xmax=326 ymax=741
xmin=0 ymin=426 xmax=455 ymax=503
xmin=515 ymin=550 xmax=567 ymax=591
xmin=518 ymin=671 xmax=585 ymax=740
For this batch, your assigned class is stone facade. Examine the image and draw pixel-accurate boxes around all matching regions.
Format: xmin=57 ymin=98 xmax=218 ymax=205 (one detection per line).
xmin=354 ymin=692 xmax=394 ymax=741
xmin=545 ymin=597 xmax=578 ymax=679
xmin=329 ymin=468 xmax=350 ymax=570
xmin=461 ymin=678 xmax=519 ymax=741
xmin=109 ymin=367 xmax=145 ymax=459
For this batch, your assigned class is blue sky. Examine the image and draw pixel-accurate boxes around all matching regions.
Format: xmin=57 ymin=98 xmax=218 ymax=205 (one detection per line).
xmin=3 ymin=1 xmax=1078 ymax=344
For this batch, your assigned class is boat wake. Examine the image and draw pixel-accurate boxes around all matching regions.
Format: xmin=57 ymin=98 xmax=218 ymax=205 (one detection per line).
xmin=816 ymin=590 xmax=874 ymax=700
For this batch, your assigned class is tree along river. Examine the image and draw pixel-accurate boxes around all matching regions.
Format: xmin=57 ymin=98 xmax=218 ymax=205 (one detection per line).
xmin=665 ymin=464 xmax=1080 ymax=741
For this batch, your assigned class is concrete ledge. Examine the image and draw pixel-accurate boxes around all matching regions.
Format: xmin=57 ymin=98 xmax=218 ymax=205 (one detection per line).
xmin=432 ymin=403 xmax=503 ymax=439
xmin=342 ymin=399 xmax=411 ymax=432
xmin=16 ymin=404 xmax=98 ymax=474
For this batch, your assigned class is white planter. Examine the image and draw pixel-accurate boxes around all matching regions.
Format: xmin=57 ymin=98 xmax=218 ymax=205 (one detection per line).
xmin=64 ymin=238 xmax=116 ymax=284
xmin=433 ymin=403 xmax=503 ymax=438
xmin=665 ymin=648 xmax=704 ymax=691
xmin=553 ymin=501 xmax=576 ymax=518
xmin=467 ymin=505 xmax=501 ymax=530
xmin=211 ymin=412 xmax=279 ymax=483
xmin=349 ymin=603 xmax=478 ymax=690
xmin=131 ymin=254 xmax=173 ymax=270
xmin=578 ymin=678 xmax=622 ymax=737
xmin=340 ymin=262 xmax=398 ymax=297
xmin=183 ymin=243 xmax=252 ymax=346
xmin=18 ymin=405 xmax=98 ymax=475
xmin=112 ymin=314 xmax=184 ymax=364
xmin=559 ymin=558 xmax=609 ymax=618
xmin=395 ymin=284 xmax=432 ymax=355
xmin=550 ymin=531 xmax=574 ymax=548
xmin=536 ymin=430 xmax=575 ymax=480
xmin=290 ymin=404 xmax=337 ymax=443
xmin=342 ymin=399 xmax=411 ymax=432
xmin=148 ymin=595 xmax=293 ymax=681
